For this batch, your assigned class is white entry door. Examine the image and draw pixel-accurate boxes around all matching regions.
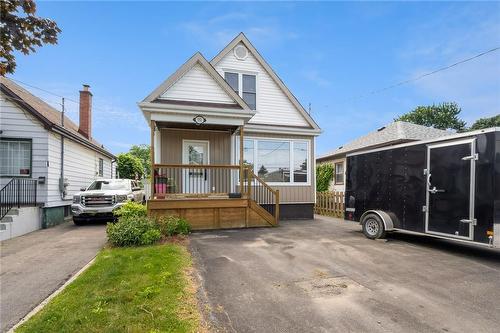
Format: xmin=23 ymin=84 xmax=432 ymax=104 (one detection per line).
xmin=182 ymin=140 xmax=209 ymax=193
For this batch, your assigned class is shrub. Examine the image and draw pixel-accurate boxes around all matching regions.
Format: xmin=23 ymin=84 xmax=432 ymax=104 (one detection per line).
xmin=156 ymin=215 xmax=191 ymax=236
xmin=106 ymin=216 xmax=160 ymax=247
xmin=114 ymin=201 xmax=147 ymax=219
xmin=316 ymin=163 xmax=334 ymax=192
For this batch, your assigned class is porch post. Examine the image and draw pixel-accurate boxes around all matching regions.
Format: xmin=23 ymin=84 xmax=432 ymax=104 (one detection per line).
xmin=150 ymin=120 xmax=155 ymax=199
xmin=239 ymin=125 xmax=244 ymax=193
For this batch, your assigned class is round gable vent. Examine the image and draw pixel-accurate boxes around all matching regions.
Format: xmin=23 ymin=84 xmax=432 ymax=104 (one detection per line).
xmin=234 ymin=45 xmax=248 ymax=60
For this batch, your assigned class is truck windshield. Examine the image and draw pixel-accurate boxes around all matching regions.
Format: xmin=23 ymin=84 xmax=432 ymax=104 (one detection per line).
xmin=87 ymin=180 xmax=130 ymax=191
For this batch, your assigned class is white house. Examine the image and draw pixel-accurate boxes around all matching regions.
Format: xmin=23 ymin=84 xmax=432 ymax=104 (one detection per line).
xmin=0 ymin=77 xmax=115 ymax=240
xmin=139 ymin=33 xmax=321 ymax=227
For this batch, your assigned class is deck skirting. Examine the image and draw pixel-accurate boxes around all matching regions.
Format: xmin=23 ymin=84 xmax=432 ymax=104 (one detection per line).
xmin=147 ymin=198 xmax=276 ymax=230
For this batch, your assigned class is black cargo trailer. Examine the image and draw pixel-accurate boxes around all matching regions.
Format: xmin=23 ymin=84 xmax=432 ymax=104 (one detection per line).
xmin=344 ymin=127 xmax=499 ymax=248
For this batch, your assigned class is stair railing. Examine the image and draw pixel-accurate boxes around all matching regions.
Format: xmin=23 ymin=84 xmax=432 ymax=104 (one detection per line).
xmin=245 ymin=167 xmax=280 ymax=224
xmin=0 ymin=178 xmax=38 ymax=220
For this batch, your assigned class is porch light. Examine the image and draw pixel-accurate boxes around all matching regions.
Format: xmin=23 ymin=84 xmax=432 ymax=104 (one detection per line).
xmin=193 ymin=115 xmax=206 ymax=126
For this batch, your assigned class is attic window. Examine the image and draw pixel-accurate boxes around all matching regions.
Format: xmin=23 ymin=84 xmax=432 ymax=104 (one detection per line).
xmin=234 ymin=45 xmax=248 ymax=60
xmin=224 ymin=71 xmax=257 ymax=110
xmin=377 ymin=126 xmax=386 ymax=132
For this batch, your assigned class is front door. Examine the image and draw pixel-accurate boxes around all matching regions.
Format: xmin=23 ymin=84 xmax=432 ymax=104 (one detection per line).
xmin=426 ymin=139 xmax=476 ymax=240
xmin=182 ymin=140 xmax=209 ymax=193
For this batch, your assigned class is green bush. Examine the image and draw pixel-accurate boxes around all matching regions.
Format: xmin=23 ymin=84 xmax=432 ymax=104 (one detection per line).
xmin=316 ymin=163 xmax=334 ymax=192
xmin=156 ymin=215 xmax=191 ymax=236
xmin=106 ymin=216 xmax=160 ymax=247
xmin=114 ymin=201 xmax=147 ymax=219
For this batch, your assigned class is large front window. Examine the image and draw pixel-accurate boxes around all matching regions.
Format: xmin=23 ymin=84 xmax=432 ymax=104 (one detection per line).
xmin=0 ymin=139 xmax=32 ymax=177
xmin=241 ymin=138 xmax=310 ymax=184
xmin=224 ymin=71 xmax=256 ymax=110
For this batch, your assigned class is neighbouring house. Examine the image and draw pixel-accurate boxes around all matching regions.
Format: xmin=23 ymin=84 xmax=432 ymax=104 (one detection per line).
xmin=316 ymin=121 xmax=452 ymax=192
xmin=139 ymin=33 xmax=321 ymax=229
xmin=0 ymin=77 xmax=116 ymax=240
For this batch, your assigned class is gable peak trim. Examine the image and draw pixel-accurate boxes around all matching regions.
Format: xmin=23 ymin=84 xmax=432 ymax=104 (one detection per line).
xmin=210 ymin=33 xmax=321 ymax=131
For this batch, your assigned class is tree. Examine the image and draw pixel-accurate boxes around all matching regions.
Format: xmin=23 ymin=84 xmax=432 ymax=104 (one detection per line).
xmin=395 ymin=102 xmax=466 ymax=132
xmin=469 ymin=115 xmax=500 ymax=131
xmin=129 ymin=144 xmax=151 ymax=177
xmin=1 ymin=0 xmax=61 ymax=75
xmin=116 ymin=153 xmax=143 ymax=180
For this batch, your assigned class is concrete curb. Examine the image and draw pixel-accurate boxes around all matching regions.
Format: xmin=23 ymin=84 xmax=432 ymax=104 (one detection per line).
xmin=8 ymin=256 xmax=98 ymax=332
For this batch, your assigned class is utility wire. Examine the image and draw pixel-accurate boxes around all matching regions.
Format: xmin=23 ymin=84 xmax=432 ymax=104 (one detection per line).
xmin=8 ymin=77 xmax=80 ymax=104
xmin=341 ymin=46 xmax=500 ymax=103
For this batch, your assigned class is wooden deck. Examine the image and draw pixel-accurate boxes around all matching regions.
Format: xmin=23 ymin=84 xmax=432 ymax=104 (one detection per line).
xmin=148 ymin=197 xmax=277 ymax=230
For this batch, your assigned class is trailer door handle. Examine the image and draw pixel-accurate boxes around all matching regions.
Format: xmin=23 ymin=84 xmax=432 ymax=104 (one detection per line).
xmin=460 ymin=218 xmax=477 ymax=226
xmin=429 ymin=186 xmax=445 ymax=194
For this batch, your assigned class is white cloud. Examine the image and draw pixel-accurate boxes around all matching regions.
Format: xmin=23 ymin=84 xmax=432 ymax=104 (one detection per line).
xmin=301 ymin=69 xmax=331 ymax=87
xmin=178 ymin=12 xmax=300 ymax=51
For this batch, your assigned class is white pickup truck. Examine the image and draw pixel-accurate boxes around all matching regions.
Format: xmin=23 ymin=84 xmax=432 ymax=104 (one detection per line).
xmin=71 ymin=179 xmax=145 ymax=225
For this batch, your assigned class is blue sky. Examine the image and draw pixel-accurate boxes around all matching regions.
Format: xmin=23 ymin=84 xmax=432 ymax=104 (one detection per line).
xmin=10 ymin=1 xmax=500 ymax=156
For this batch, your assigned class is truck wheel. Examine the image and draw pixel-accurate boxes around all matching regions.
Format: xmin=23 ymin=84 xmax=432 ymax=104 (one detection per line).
xmin=361 ymin=214 xmax=386 ymax=239
xmin=73 ymin=218 xmax=84 ymax=226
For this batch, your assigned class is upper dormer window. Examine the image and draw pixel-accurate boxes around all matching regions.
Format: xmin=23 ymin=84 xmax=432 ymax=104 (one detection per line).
xmin=224 ymin=72 xmax=256 ymax=110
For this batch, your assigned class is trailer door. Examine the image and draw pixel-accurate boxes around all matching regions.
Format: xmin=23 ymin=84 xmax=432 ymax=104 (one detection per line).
xmin=426 ymin=139 xmax=476 ymax=240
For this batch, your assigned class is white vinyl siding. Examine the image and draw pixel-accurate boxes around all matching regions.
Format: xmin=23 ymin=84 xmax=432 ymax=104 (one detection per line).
xmin=161 ymin=64 xmax=235 ymax=104
xmin=0 ymin=95 xmax=48 ymax=203
xmin=214 ymin=43 xmax=310 ymax=127
xmin=47 ymin=133 xmax=112 ymax=207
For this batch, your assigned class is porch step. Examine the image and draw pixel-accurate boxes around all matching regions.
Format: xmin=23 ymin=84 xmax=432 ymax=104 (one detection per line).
xmin=7 ymin=208 xmax=19 ymax=216
xmin=1 ymin=216 xmax=13 ymax=223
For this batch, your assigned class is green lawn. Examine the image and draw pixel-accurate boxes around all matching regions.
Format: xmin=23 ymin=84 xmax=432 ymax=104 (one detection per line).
xmin=17 ymin=243 xmax=201 ymax=333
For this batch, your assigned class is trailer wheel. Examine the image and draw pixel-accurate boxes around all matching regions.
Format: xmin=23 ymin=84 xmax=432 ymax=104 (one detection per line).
xmin=361 ymin=213 xmax=386 ymax=239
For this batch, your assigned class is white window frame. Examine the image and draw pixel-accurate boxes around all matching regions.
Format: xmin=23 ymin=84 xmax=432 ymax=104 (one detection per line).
xmin=98 ymin=158 xmax=104 ymax=177
xmin=238 ymin=136 xmax=311 ymax=186
xmin=0 ymin=138 xmax=32 ymax=177
xmin=334 ymin=161 xmax=344 ymax=185
xmin=223 ymin=68 xmax=258 ymax=111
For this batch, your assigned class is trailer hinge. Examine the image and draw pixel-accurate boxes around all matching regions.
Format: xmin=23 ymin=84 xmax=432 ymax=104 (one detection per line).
xmin=461 ymin=153 xmax=478 ymax=161
xmin=422 ymin=205 xmax=427 ymax=212
xmin=460 ymin=218 xmax=477 ymax=226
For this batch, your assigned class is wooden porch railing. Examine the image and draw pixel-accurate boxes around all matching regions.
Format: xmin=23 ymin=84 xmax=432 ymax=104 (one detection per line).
xmin=243 ymin=168 xmax=280 ymax=224
xmin=151 ymin=164 xmax=280 ymax=224
xmin=152 ymin=164 xmax=240 ymax=198
xmin=315 ymin=191 xmax=345 ymax=218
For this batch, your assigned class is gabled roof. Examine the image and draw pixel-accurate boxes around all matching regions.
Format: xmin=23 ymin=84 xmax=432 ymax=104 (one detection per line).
xmin=211 ymin=32 xmax=321 ymax=132
xmin=142 ymin=52 xmax=253 ymax=113
xmin=0 ymin=77 xmax=115 ymax=159
xmin=317 ymin=121 xmax=452 ymax=161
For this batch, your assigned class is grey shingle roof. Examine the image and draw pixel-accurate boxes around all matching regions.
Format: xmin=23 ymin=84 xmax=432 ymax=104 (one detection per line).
xmin=317 ymin=121 xmax=452 ymax=161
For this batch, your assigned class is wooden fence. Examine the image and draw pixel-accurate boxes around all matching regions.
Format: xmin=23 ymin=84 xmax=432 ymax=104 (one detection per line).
xmin=315 ymin=191 xmax=345 ymax=218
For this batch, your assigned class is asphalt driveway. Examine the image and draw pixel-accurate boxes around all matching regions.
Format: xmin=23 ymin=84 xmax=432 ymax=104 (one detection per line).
xmin=0 ymin=221 xmax=106 ymax=332
xmin=190 ymin=216 xmax=500 ymax=333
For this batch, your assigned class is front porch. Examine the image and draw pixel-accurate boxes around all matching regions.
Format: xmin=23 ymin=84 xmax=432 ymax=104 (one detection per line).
xmin=147 ymin=122 xmax=279 ymax=230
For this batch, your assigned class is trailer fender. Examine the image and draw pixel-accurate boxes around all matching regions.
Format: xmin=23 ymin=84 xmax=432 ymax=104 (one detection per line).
xmin=360 ymin=210 xmax=395 ymax=232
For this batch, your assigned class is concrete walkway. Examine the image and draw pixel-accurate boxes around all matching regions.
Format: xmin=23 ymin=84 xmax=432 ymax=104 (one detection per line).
xmin=191 ymin=216 xmax=500 ymax=333
xmin=0 ymin=221 xmax=106 ymax=332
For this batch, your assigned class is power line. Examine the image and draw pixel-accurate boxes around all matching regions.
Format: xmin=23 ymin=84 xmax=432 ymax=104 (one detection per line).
xmin=8 ymin=77 xmax=80 ymax=104
xmin=341 ymin=46 xmax=500 ymax=103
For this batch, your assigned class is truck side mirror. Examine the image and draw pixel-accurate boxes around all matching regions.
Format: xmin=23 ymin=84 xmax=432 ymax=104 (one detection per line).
xmin=80 ymin=187 xmax=87 ymax=191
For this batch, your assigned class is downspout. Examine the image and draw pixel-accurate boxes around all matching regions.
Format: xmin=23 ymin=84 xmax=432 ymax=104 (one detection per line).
xmin=60 ymin=97 xmax=66 ymax=200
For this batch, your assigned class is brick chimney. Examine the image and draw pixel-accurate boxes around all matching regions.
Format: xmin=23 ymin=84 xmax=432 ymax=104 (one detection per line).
xmin=79 ymin=84 xmax=92 ymax=139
